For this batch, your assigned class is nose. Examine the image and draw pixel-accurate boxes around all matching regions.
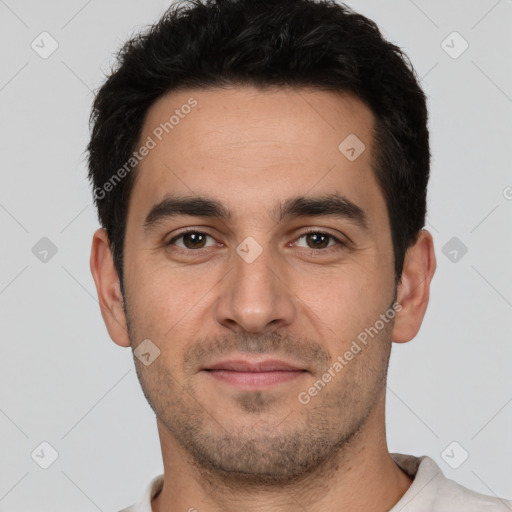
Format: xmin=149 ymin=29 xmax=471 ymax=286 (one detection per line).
xmin=214 ymin=242 xmax=297 ymax=333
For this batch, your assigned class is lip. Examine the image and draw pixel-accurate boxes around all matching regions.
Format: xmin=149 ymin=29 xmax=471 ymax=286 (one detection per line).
xmin=202 ymin=358 xmax=307 ymax=389
xmin=205 ymin=359 xmax=303 ymax=372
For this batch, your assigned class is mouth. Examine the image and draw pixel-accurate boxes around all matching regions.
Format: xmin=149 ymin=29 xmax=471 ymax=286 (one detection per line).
xmin=202 ymin=359 xmax=308 ymax=389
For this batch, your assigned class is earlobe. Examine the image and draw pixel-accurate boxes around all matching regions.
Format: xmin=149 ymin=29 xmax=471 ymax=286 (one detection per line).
xmin=392 ymin=229 xmax=436 ymax=344
xmin=89 ymin=228 xmax=131 ymax=347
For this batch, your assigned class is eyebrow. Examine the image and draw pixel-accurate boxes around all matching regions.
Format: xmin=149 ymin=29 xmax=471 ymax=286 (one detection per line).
xmin=143 ymin=192 xmax=369 ymax=232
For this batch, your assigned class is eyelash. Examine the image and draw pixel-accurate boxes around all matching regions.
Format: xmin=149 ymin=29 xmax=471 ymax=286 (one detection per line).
xmin=167 ymin=228 xmax=346 ymax=255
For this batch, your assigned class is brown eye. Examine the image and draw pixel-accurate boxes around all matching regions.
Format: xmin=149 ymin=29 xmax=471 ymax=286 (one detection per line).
xmin=295 ymin=231 xmax=340 ymax=250
xmin=305 ymin=232 xmax=331 ymax=249
xmin=168 ymin=231 xmax=215 ymax=250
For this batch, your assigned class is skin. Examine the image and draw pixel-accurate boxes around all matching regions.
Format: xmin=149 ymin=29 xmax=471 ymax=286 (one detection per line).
xmin=90 ymin=86 xmax=436 ymax=511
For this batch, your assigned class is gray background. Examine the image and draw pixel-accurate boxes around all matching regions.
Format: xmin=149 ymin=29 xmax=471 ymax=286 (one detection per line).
xmin=0 ymin=0 xmax=511 ymax=510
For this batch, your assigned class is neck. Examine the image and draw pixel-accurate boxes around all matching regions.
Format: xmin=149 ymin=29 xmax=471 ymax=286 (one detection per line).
xmin=152 ymin=394 xmax=413 ymax=512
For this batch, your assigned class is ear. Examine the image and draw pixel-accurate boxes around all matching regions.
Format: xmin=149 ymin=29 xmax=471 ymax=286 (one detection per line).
xmin=89 ymin=228 xmax=131 ymax=347
xmin=392 ymin=229 xmax=436 ymax=343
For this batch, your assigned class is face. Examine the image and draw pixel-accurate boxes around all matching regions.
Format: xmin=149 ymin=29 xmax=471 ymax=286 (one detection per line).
xmin=121 ymin=86 xmax=399 ymax=483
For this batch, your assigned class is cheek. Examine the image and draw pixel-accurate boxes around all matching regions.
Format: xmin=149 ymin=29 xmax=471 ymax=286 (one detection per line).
xmin=126 ymin=265 xmax=211 ymax=357
xmin=130 ymin=259 xmax=201 ymax=313
xmin=297 ymin=266 xmax=394 ymax=348
xmin=124 ymin=271 xmax=179 ymax=347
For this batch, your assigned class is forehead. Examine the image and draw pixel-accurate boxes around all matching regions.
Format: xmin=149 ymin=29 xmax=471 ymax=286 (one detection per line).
xmin=128 ymin=86 xmax=384 ymax=227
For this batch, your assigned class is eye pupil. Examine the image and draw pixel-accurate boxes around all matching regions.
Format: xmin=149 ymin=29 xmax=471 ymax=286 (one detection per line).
xmin=307 ymin=233 xmax=329 ymax=249
xmin=184 ymin=232 xmax=206 ymax=249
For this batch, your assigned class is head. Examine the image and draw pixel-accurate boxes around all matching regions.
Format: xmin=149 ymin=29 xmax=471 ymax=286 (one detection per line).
xmin=89 ymin=0 xmax=435 ymax=485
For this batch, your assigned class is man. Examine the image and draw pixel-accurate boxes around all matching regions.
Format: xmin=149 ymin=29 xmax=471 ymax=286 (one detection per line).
xmin=87 ymin=0 xmax=511 ymax=510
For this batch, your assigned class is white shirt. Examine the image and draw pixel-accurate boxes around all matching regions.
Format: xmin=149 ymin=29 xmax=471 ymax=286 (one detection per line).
xmin=118 ymin=453 xmax=511 ymax=511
